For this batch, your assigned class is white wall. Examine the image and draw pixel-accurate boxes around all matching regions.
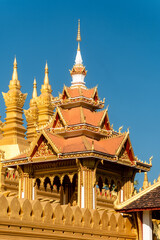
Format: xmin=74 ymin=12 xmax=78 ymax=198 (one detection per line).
xmin=143 ymin=211 xmax=152 ymax=240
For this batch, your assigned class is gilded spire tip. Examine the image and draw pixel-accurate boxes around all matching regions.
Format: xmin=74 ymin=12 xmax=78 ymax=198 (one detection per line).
xmin=33 ymin=77 xmax=36 ymax=85
xmin=32 ymin=77 xmax=37 ymax=99
xmin=13 ymin=56 xmax=17 ymax=68
xmin=45 ymin=61 xmax=48 ymax=73
xmin=44 ymin=62 xmax=49 ymax=85
xmin=11 ymin=56 xmax=19 ymax=84
xmin=143 ymin=172 xmax=149 ymax=190
xmin=77 ymin=19 xmax=81 ymax=51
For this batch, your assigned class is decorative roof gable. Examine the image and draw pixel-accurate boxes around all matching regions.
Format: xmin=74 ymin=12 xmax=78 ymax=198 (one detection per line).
xmin=30 ymin=130 xmax=60 ymax=160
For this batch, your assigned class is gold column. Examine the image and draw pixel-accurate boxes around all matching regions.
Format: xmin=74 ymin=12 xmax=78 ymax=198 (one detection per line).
xmin=18 ymin=166 xmax=33 ymax=200
xmin=0 ymin=162 xmax=5 ymax=193
xmin=77 ymin=159 xmax=96 ymax=209
xmin=23 ymin=173 xmax=33 ymax=200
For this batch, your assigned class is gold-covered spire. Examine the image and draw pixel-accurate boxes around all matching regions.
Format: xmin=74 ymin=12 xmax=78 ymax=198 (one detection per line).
xmin=77 ymin=19 xmax=81 ymax=51
xmin=32 ymin=77 xmax=37 ymax=99
xmin=9 ymin=57 xmax=20 ymax=89
xmin=143 ymin=172 xmax=149 ymax=190
xmin=44 ymin=61 xmax=49 ymax=85
xmin=77 ymin=19 xmax=81 ymax=42
xmin=12 ymin=56 xmax=18 ymax=80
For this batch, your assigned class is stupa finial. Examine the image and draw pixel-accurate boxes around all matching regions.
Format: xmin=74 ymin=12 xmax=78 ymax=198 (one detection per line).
xmin=70 ymin=20 xmax=87 ymax=87
xmin=12 ymin=56 xmax=18 ymax=82
xmin=44 ymin=61 xmax=49 ymax=85
xmin=143 ymin=172 xmax=149 ymax=190
xmin=32 ymin=77 xmax=37 ymax=99
xmin=77 ymin=19 xmax=81 ymax=51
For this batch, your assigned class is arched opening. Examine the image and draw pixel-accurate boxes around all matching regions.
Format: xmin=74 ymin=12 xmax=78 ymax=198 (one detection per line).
xmin=35 ymin=178 xmax=41 ymax=189
xmin=109 ymin=180 xmax=115 ymax=191
xmin=103 ymin=178 xmax=109 ymax=190
xmin=53 ymin=176 xmax=61 ymax=192
xmin=110 ymin=180 xmax=117 ymax=197
xmin=97 ymin=177 xmax=103 ymax=192
xmin=44 ymin=177 xmax=51 ymax=191
xmin=70 ymin=173 xmax=78 ymax=204
xmin=117 ymin=181 xmax=122 ymax=203
xmin=62 ymin=175 xmax=72 ymax=204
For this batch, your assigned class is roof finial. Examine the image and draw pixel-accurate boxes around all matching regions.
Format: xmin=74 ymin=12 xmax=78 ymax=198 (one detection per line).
xmin=14 ymin=56 xmax=17 ymax=67
xmin=32 ymin=77 xmax=37 ymax=99
xmin=44 ymin=61 xmax=49 ymax=85
xmin=77 ymin=19 xmax=81 ymax=51
xmin=143 ymin=172 xmax=149 ymax=190
xmin=12 ymin=56 xmax=18 ymax=82
xmin=45 ymin=61 xmax=48 ymax=73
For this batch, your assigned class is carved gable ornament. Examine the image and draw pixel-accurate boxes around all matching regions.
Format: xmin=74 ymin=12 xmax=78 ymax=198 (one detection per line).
xmin=118 ymin=139 xmax=134 ymax=165
xmin=53 ymin=113 xmax=64 ymax=128
xmin=31 ymin=135 xmax=57 ymax=159
xmin=100 ymin=111 xmax=110 ymax=130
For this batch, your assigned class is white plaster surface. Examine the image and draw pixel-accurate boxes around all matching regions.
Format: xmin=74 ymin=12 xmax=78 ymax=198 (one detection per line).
xmin=143 ymin=211 xmax=152 ymax=240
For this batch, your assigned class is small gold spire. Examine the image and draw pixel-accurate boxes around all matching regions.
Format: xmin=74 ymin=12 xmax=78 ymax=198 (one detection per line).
xmin=45 ymin=61 xmax=48 ymax=74
xmin=14 ymin=56 xmax=17 ymax=67
xmin=32 ymin=77 xmax=37 ymax=99
xmin=143 ymin=172 xmax=149 ymax=190
xmin=12 ymin=56 xmax=18 ymax=82
xmin=44 ymin=61 xmax=49 ymax=85
xmin=77 ymin=19 xmax=81 ymax=51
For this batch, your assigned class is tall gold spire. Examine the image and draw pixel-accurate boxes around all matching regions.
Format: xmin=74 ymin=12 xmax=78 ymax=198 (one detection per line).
xmin=10 ymin=57 xmax=20 ymax=88
xmin=44 ymin=61 xmax=49 ymax=85
xmin=40 ymin=61 xmax=52 ymax=93
xmin=37 ymin=61 xmax=54 ymax=128
xmin=32 ymin=78 xmax=37 ymax=99
xmin=1 ymin=57 xmax=29 ymax=157
xmin=24 ymin=77 xmax=38 ymax=143
xmin=12 ymin=56 xmax=18 ymax=80
xmin=77 ymin=19 xmax=81 ymax=51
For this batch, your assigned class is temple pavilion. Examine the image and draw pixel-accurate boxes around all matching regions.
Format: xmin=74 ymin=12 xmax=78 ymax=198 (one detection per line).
xmin=0 ymin=21 xmax=153 ymax=239
xmin=0 ymin=20 xmax=151 ymax=211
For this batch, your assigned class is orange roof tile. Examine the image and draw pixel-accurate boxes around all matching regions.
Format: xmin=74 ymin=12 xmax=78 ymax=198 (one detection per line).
xmin=95 ymin=135 xmax=126 ymax=155
xmin=46 ymin=131 xmax=125 ymax=156
xmin=59 ymin=107 xmax=105 ymax=126
xmin=66 ymin=86 xmax=96 ymax=99
xmin=7 ymin=132 xmax=127 ymax=162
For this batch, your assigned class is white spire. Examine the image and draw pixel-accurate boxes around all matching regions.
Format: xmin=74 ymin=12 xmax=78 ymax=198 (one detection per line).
xmin=75 ymin=50 xmax=83 ymax=65
xmin=70 ymin=20 xmax=87 ymax=88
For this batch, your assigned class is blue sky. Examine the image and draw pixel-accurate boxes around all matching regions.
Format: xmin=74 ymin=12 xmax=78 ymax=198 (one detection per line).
xmin=0 ymin=0 xmax=160 ymax=187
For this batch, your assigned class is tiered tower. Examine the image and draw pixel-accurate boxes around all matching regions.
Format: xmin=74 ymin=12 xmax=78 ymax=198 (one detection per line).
xmin=0 ymin=58 xmax=29 ymax=159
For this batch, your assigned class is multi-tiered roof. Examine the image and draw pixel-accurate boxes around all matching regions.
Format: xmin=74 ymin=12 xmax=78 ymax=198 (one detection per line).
xmin=3 ymin=22 xmax=151 ymax=174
